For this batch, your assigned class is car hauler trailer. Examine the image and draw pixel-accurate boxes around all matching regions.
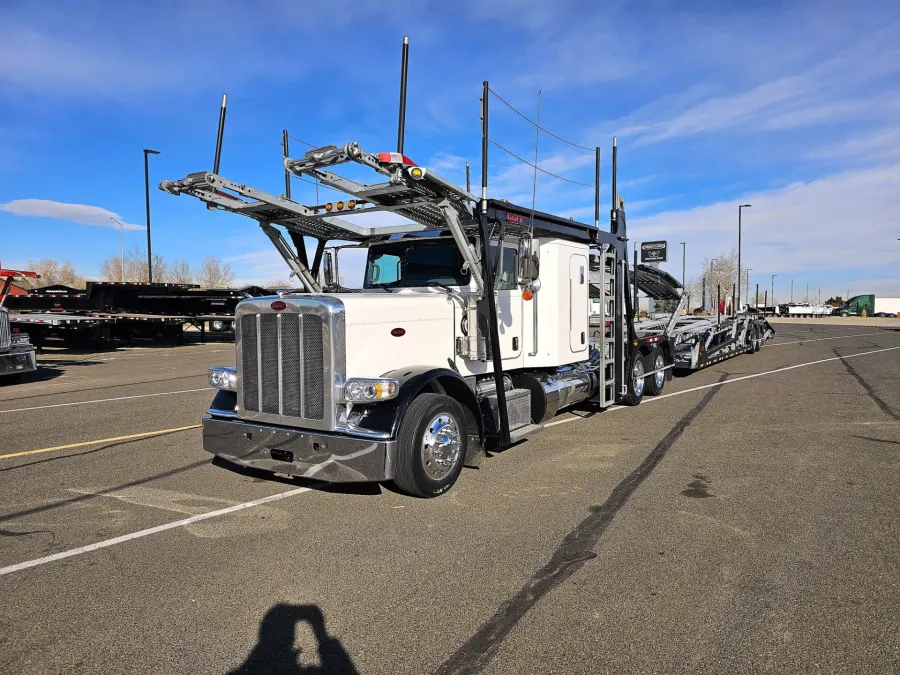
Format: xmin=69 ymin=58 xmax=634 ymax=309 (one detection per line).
xmin=0 ymin=269 xmax=40 ymax=381
xmin=614 ymin=267 xmax=775 ymax=372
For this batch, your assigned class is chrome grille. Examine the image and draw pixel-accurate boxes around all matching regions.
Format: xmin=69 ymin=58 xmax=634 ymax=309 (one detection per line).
xmin=1 ymin=309 xmax=12 ymax=352
xmin=238 ymin=311 xmax=326 ymax=422
xmin=302 ymin=315 xmax=324 ymax=419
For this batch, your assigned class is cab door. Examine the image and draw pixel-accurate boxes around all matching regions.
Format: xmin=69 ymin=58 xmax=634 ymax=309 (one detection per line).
xmin=494 ymin=243 xmax=522 ymax=363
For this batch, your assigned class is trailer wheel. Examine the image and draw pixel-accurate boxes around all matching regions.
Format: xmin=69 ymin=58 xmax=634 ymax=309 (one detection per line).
xmin=644 ymin=350 xmax=666 ymax=396
xmin=393 ymin=393 xmax=468 ymax=498
xmin=621 ymin=354 xmax=645 ymax=406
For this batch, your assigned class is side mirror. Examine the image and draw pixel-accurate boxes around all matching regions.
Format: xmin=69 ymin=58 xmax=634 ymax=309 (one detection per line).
xmin=518 ymin=239 xmax=539 ymax=281
xmin=323 ymin=251 xmax=335 ymax=287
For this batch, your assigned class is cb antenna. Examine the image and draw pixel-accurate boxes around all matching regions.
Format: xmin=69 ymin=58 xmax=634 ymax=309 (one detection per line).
xmin=397 ymin=36 xmax=409 ymax=154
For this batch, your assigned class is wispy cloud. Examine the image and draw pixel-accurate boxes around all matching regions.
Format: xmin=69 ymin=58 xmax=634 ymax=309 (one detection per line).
xmin=616 ymin=29 xmax=900 ymax=146
xmin=632 ymin=163 xmax=900 ymax=283
xmin=0 ymin=199 xmax=143 ymax=230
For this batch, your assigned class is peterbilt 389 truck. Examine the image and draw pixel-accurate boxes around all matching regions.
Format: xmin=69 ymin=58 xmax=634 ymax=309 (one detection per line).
xmin=160 ymin=91 xmax=772 ymax=497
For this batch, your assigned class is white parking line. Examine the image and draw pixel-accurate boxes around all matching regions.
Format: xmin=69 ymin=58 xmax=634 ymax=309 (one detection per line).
xmin=0 ymin=388 xmax=210 ymax=414
xmin=0 ymin=485 xmax=315 ymax=577
xmin=545 ymin=345 xmax=900 ymax=428
xmin=769 ymin=331 xmax=886 ymax=346
xmin=3 ymin=345 xmax=898 ymax=577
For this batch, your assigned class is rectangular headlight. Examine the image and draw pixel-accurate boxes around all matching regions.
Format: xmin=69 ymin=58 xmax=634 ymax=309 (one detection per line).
xmin=209 ymin=366 xmax=237 ymax=391
xmin=343 ymin=378 xmax=399 ymax=403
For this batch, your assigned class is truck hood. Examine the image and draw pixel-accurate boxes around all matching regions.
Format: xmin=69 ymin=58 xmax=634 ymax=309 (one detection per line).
xmin=333 ymin=291 xmax=460 ymax=378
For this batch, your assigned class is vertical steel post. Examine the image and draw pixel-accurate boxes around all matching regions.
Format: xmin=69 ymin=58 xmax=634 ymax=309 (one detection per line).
xmin=397 ymin=36 xmax=409 ymax=155
xmin=594 ymin=147 xmax=601 ymax=230
xmin=702 ymin=275 xmax=706 ymax=311
xmin=717 ymin=285 xmax=721 ymax=325
xmin=756 ymin=283 xmax=759 ymax=309
xmin=143 ymin=149 xmax=160 ymax=283
xmin=791 ymin=279 xmax=793 ymax=303
xmin=633 ymin=245 xmax=639 ymax=319
xmin=282 ymin=130 xmax=291 ymax=200
xmin=477 ymin=80 xmax=509 ymax=446
xmin=610 ymin=137 xmax=618 ymax=235
xmin=213 ymin=94 xmax=227 ymax=175
xmin=680 ymin=242 xmax=686 ymax=287
xmin=481 ymin=80 xmax=489 ymax=212
xmin=465 ymin=162 xmax=471 ymax=194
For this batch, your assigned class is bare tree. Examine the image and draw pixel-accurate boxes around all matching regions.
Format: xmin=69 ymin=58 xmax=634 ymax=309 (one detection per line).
xmin=100 ymin=257 xmax=124 ymax=282
xmin=119 ymin=244 xmax=168 ymax=282
xmin=25 ymin=258 xmax=86 ymax=289
xmin=168 ymin=260 xmax=194 ymax=284
xmin=195 ymin=256 xmax=235 ymax=288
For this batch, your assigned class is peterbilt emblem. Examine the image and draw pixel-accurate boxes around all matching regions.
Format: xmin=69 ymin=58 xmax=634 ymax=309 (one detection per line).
xmin=270 ymin=300 xmax=287 ymax=311
xmin=391 ymin=327 xmax=406 ymax=337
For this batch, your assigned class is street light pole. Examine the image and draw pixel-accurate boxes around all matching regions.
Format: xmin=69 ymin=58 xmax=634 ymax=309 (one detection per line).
xmin=109 ymin=217 xmax=125 ymax=282
xmin=143 ymin=149 xmax=161 ymax=283
xmin=771 ymin=274 xmax=777 ymax=308
xmin=680 ymin=242 xmax=686 ymax=288
xmin=791 ymin=279 xmax=793 ymax=303
xmin=738 ymin=204 xmax=751 ymax=311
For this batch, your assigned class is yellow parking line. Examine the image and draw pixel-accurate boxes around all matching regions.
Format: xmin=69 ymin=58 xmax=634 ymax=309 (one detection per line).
xmin=0 ymin=425 xmax=201 ymax=461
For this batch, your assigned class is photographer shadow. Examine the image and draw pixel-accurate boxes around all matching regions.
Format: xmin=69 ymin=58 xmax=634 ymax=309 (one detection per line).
xmin=230 ymin=603 xmax=359 ymax=675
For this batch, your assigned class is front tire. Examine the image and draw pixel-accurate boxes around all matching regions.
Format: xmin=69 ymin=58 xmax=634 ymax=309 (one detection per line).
xmin=393 ymin=393 xmax=468 ymax=498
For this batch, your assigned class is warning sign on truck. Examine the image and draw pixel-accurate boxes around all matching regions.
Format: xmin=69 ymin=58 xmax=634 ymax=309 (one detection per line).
xmin=640 ymin=241 xmax=667 ymax=263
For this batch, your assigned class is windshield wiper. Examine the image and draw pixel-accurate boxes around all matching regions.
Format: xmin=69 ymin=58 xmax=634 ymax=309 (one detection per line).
xmin=421 ymin=281 xmax=454 ymax=293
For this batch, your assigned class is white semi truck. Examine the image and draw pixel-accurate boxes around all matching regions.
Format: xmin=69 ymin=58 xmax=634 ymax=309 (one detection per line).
xmin=161 ymin=80 xmax=773 ymax=497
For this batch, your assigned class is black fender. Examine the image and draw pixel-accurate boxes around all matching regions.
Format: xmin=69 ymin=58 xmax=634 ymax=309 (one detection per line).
xmin=354 ymin=366 xmax=484 ymax=458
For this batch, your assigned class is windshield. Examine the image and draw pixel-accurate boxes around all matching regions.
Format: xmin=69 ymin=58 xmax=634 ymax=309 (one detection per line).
xmin=364 ymin=240 xmax=469 ymax=289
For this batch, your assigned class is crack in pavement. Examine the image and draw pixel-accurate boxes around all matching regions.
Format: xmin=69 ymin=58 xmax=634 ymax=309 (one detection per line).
xmin=434 ymin=374 xmax=729 ymax=675
xmin=833 ymin=348 xmax=899 ymax=421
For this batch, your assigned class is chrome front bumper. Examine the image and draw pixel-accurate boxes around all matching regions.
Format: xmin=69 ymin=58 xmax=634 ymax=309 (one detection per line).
xmin=0 ymin=347 xmax=36 ymax=377
xmin=203 ymin=416 xmax=396 ymax=483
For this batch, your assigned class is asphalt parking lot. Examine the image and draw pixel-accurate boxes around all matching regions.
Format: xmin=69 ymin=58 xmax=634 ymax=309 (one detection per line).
xmin=1 ymin=321 xmax=898 ymax=674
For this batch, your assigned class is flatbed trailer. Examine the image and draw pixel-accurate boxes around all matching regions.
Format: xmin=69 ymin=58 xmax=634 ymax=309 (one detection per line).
xmin=6 ymin=282 xmax=270 ymax=348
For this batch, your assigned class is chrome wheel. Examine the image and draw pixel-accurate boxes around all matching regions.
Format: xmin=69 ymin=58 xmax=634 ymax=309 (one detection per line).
xmin=653 ymin=354 xmax=665 ymax=389
xmin=421 ymin=413 xmax=462 ymax=481
xmin=633 ymin=358 xmax=645 ymax=398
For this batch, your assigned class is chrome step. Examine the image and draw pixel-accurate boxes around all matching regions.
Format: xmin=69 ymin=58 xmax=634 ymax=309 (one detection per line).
xmin=509 ymin=423 xmax=543 ymax=444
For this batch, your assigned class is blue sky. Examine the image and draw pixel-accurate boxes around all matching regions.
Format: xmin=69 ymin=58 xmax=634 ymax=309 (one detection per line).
xmin=1 ymin=0 xmax=899 ymax=299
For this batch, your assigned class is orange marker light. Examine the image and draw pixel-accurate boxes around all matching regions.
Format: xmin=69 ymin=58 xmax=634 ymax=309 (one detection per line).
xmin=522 ymin=289 xmax=534 ymax=301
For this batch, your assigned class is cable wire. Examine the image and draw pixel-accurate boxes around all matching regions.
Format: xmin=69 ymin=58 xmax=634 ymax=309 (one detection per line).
xmin=488 ymin=139 xmax=595 ymax=187
xmin=488 ymin=87 xmax=595 ymax=152
xmin=287 ymin=134 xmax=317 ymax=148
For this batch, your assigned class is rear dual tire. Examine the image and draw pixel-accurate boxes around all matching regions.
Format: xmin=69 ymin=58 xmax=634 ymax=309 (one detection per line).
xmin=643 ymin=350 xmax=666 ymax=397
